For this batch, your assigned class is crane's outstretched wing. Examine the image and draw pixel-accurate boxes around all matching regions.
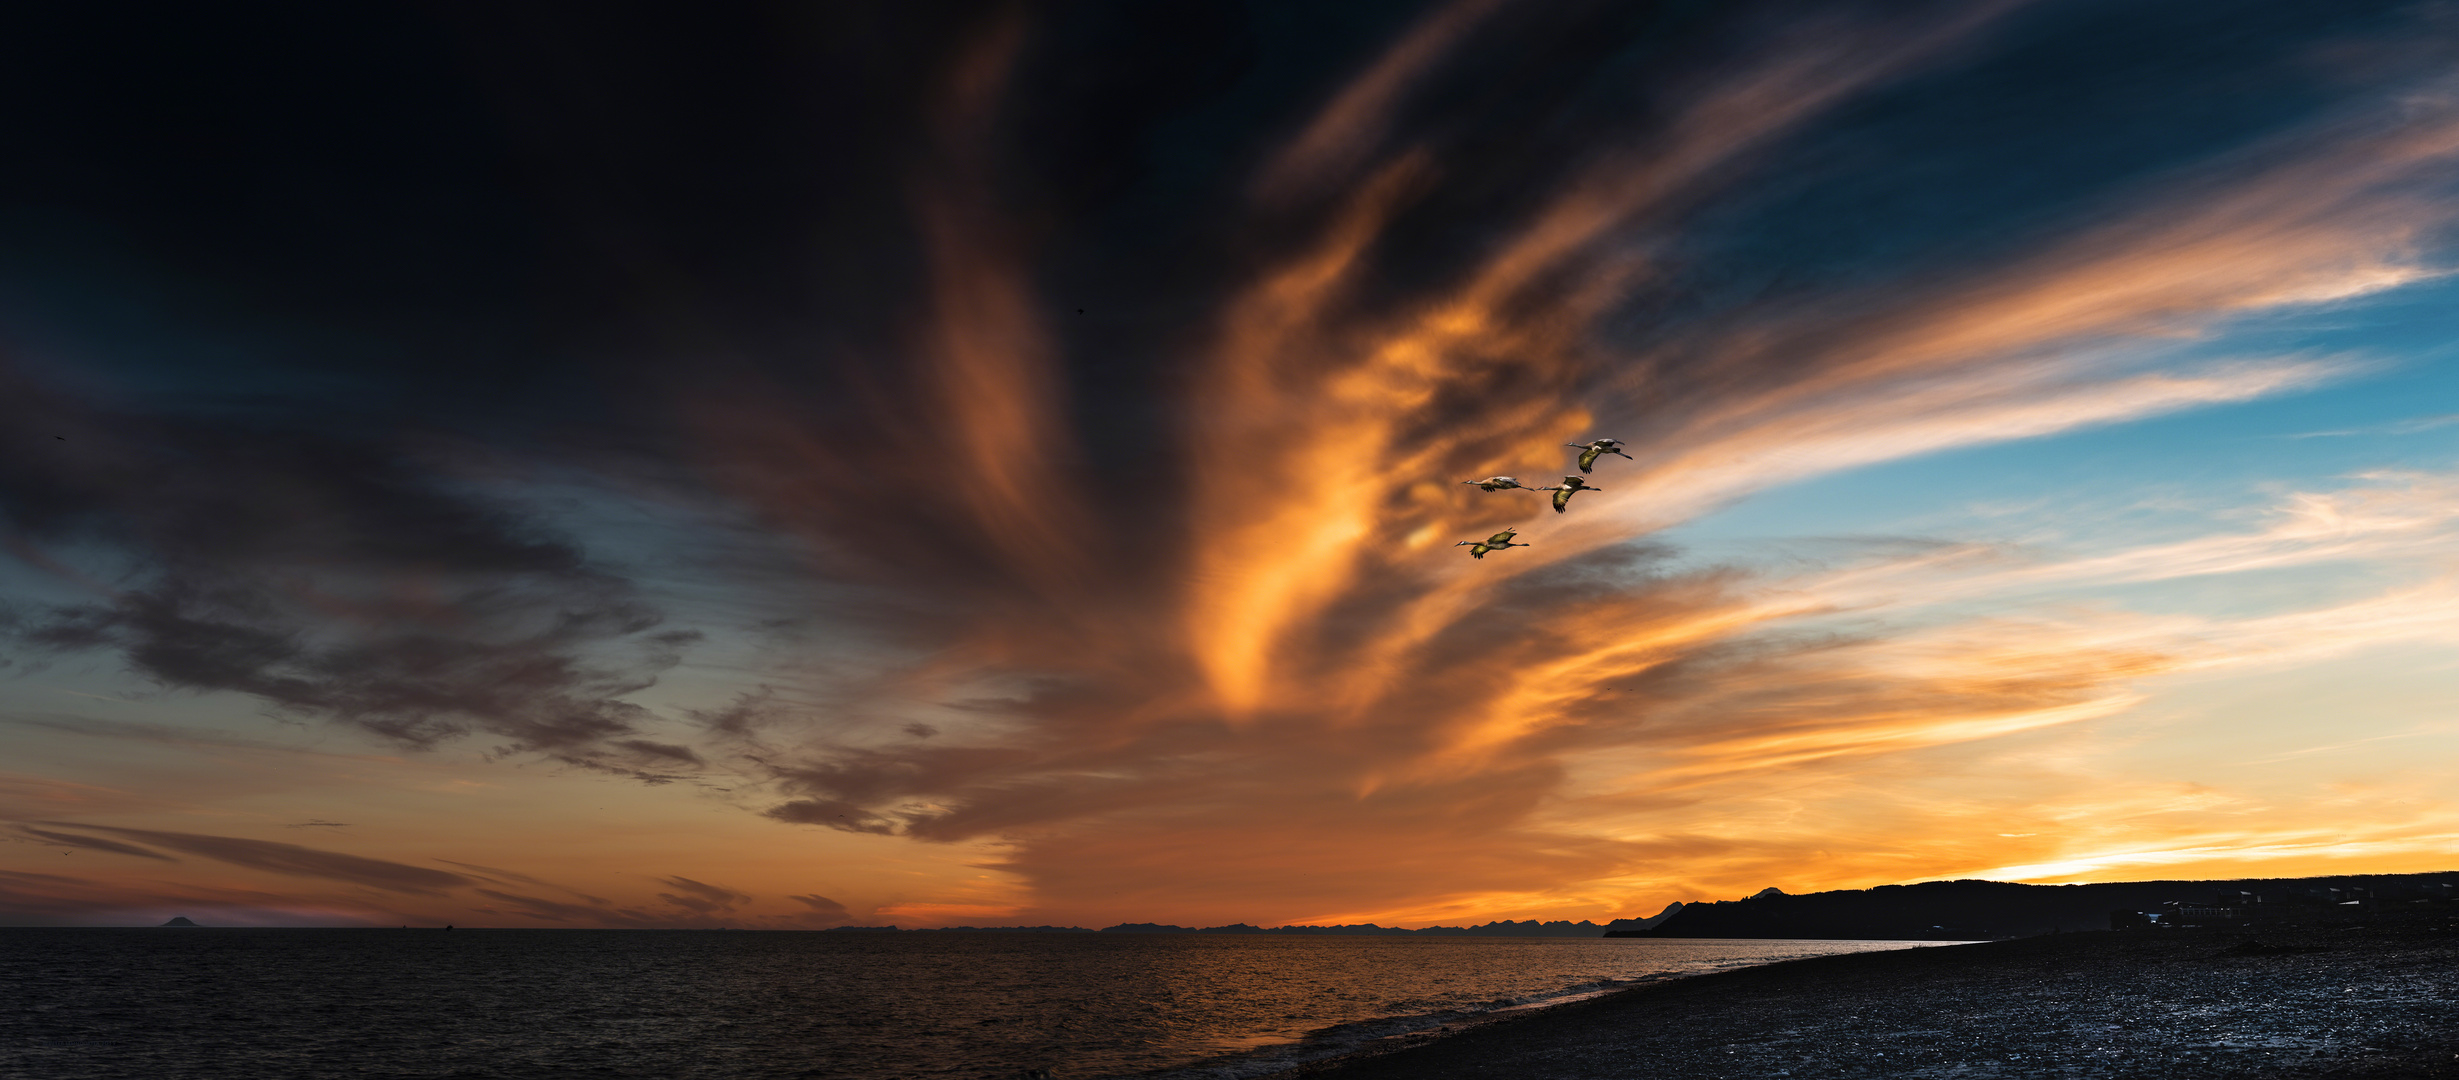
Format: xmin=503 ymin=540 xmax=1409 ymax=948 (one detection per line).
xmin=1577 ymin=445 xmax=1602 ymax=472
xmin=1553 ymin=488 xmax=1571 ymax=513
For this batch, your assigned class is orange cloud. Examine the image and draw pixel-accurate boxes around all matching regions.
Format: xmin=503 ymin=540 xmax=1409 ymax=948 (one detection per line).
xmin=664 ymin=13 xmax=2459 ymax=929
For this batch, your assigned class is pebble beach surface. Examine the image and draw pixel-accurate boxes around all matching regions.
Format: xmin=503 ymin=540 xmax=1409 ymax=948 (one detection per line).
xmin=1266 ymin=927 xmax=2459 ymax=1079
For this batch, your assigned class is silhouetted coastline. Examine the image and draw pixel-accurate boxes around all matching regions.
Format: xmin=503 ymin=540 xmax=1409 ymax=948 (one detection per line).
xmin=1613 ymin=870 xmax=2459 ymax=939
xmin=1273 ymin=924 xmax=2459 ymax=1079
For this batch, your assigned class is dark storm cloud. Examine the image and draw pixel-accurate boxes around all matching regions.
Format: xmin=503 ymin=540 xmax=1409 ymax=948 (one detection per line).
xmin=47 ymin=824 xmax=473 ymax=895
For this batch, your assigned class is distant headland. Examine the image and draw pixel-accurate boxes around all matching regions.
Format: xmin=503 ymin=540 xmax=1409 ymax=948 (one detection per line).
xmin=1607 ymin=870 xmax=2459 ymax=939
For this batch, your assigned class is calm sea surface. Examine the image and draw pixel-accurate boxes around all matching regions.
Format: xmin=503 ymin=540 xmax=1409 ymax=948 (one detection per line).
xmin=0 ymin=929 xmax=1952 ymax=1079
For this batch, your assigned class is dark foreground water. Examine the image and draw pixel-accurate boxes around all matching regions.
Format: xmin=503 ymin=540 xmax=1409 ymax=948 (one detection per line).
xmin=0 ymin=929 xmax=1947 ymax=1079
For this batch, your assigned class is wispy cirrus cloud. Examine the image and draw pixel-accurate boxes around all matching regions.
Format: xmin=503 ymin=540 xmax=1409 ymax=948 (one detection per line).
xmin=654 ymin=874 xmax=749 ymax=915
xmin=1249 ymin=0 xmax=1512 ymax=202
xmin=696 ymin=2 xmax=2459 ymax=926
xmin=0 ymin=367 xmax=705 ymax=775
xmin=14 ymin=825 xmax=176 ymax=861
xmin=0 ymin=867 xmax=415 ymax=926
xmin=41 ymin=824 xmax=473 ymax=895
xmin=787 ymin=892 xmax=853 ymax=924
xmin=2287 ymin=413 xmax=2459 ymax=439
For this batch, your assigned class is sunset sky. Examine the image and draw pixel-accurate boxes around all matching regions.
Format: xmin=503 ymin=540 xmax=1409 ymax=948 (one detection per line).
xmin=6 ymin=0 xmax=2459 ymax=929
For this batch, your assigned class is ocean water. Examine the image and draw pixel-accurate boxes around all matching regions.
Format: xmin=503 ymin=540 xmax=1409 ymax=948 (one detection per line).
xmin=0 ymin=929 xmax=1949 ymax=1079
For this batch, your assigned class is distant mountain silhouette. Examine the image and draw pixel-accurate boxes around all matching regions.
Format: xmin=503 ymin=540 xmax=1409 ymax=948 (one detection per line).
xmin=159 ymin=916 xmax=197 ymax=927
xmin=1610 ymin=872 xmax=2459 ymax=939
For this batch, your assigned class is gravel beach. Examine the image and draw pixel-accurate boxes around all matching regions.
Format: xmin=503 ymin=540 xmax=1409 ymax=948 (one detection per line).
xmin=1266 ymin=927 xmax=2459 ymax=1079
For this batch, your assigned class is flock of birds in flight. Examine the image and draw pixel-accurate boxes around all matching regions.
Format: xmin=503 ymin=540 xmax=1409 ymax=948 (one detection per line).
xmin=1454 ymin=438 xmax=1632 ymax=559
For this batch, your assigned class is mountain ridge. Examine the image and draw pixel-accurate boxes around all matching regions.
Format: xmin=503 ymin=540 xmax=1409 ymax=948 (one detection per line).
xmin=1611 ymin=871 xmax=2459 ymax=939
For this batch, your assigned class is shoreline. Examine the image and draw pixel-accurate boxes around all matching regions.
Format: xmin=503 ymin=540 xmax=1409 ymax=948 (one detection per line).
xmin=1257 ymin=927 xmax=2459 ymax=1079
xmin=1124 ymin=939 xmax=1955 ymax=1080
xmin=1138 ymin=939 xmax=1963 ymax=1080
